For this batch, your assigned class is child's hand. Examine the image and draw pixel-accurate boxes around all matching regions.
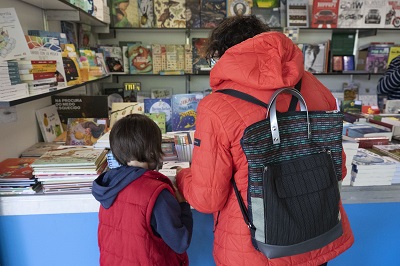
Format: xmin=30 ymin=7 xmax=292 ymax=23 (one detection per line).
xmin=173 ymin=184 xmax=186 ymax=203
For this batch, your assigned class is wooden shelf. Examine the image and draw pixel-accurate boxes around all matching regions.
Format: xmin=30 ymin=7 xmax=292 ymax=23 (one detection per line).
xmin=19 ymin=0 xmax=107 ymax=27
xmin=0 ymin=75 xmax=111 ymax=108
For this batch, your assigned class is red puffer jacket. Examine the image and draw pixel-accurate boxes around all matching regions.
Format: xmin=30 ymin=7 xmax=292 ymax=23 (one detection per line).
xmin=176 ymin=31 xmax=354 ymax=266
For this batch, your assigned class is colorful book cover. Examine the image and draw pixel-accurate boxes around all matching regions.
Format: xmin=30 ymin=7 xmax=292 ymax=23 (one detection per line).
xmin=171 ymin=93 xmax=203 ymax=131
xmin=110 ymin=102 xmax=145 ymax=127
xmin=311 ymin=0 xmax=339 ymax=28
xmin=110 ymin=0 xmax=140 ymax=27
xmin=227 ymin=0 xmax=252 ymax=17
xmin=200 ymin=0 xmax=227 ymax=28
xmin=372 ymin=144 xmax=400 ymax=161
xmin=365 ymin=45 xmax=391 ymax=73
xmin=303 ymin=42 xmax=327 ymax=73
xmin=30 ymin=146 xmax=108 ymax=168
xmin=387 ymin=46 xmax=400 ymax=66
xmin=170 ymin=0 xmax=186 ymax=28
xmin=0 ymin=158 xmax=36 ymax=179
xmin=61 ymin=21 xmax=78 ymax=49
xmin=35 ymin=105 xmax=64 ymax=142
xmin=65 ymin=118 xmax=108 ymax=146
xmin=27 ymin=30 xmax=68 ymax=47
xmin=152 ymin=44 xmax=167 ymax=74
xmin=151 ymin=87 xmax=173 ymax=98
xmin=345 ymin=124 xmax=392 ymax=139
xmin=52 ymin=95 xmax=109 ymax=130
xmin=62 ymin=44 xmax=81 ymax=86
xmin=165 ymin=44 xmax=185 ymax=71
xmin=153 ymin=0 xmax=171 ymax=28
xmin=145 ymin=113 xmax=166 ymax=133
xmin=138 ymin=0 xmax=155 ymax=28
xmin=127 ymin=43 xmax=153 ymax=74
xmin=286 ymin=0 xmax=309 ymax=28
xmin=186 ymin=0 xmax=201 ymax=28
xmin=25 ymin=35 xmax=66 ymax=87
xmin=341 ymin=100 xmax=362 ymax=113
xmin=254 ymin=0 xmax=279 ymax=8
xmin=192 ymin=38 xmax=210 ymax=74
xmin=98 ymin=45 xmax=125 ymax=73
xmin=337 ymin=0 xmax=364 ymax=28
xmin=0 ymin=8 xmax=31 ymax=61
xmin=252 ymin=7 xmax=281 ymax=28
xmin=144 ymin=98 xmax=172 ymax=132
xmin=385 ymin=0 xmax=400 ymax=29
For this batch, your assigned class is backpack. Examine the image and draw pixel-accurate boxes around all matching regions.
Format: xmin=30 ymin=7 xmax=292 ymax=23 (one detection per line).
xmin=217 ymin=81 xmax=344 ymax=259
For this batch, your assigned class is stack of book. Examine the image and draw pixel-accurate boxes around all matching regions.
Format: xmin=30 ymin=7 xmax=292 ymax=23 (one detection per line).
xmin=18 ymin=60 xmax=58 ymax=95
xmin=20 ymin=142 xmax=62 ymax=158
xmin=0 ymin=60 xmax=29 ymax=100
xmin=30 ymin=146 xmax=108 ymax=194
xmin=0 ymin=158 xmax=41 ymax=195
xmin=351 ymin=148 xmax=399 ymax=186
xmin=372 ymin=144 xmax=400 ymax=184
xmin=342 ymin=140 xmax=360 ymax=186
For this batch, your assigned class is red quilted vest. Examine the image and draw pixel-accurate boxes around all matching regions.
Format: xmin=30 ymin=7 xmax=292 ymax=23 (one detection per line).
xmin=98 ymin=170 xmax=189 ymax=266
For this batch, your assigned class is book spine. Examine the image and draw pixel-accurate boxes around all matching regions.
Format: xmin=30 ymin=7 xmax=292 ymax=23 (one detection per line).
xmin=20 ymin=72 xmax=56 ymax=81
xmin=18 ymin=60 xmax=57 ymax=65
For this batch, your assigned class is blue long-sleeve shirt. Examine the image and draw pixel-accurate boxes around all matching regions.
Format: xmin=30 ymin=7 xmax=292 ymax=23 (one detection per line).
xmin=377 ymin=55 xmax=400 ymax=100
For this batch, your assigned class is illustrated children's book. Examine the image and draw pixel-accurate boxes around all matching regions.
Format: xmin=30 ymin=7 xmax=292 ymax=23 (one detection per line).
xmin=66 ymin=118 xmax=108 ymax=146
xmin=35 ymin=105 xmax=64 ymax=142
xmin=200 ymin=0 xmax=226 ymax=28
xmin=144 ymin=98 xmax=172 ymax=132
xmin=0 ymin=8 xmax=31 ymax=61
xmin=25 ymin=35 xmax=67 ymax=87
xmin=192 ymin=38 xmax=210 ymax=74
xmin=110 ymin=102 xmax=144 ymax=127
xmin=127 ymin=43 xmax=153 ymax=74
xmin=185 ymin=0 xmax=201 ymax=28
xmin=62 ymin=44 xmax=81 ymax=86
xmin=227 ymin=0 xmax=252 ymax=17
xmin=110 ymin=0 xmax=139 ymax=28
xmin=138 ymin=0 xmax=155 ymax=28
xmin=171 ymin=93 xmax=203 ymax=131
xmin=145 ymin=113 xmax=166 ymax=133
xmin=20 ymin=142 xmax=61 ymax=157
xmin=0 ymin=157 xmax=37 ymax=179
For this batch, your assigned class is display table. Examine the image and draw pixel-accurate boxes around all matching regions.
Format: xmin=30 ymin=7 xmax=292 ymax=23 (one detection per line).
xmin=1 ymin=186 xmax=400 ymax=266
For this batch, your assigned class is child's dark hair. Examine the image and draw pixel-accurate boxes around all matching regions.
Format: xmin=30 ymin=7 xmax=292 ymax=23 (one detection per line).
xmin=110 ymin=114 xmax=163 ymax=168
xmin=204 ymin=15 xmax=270 ymax=60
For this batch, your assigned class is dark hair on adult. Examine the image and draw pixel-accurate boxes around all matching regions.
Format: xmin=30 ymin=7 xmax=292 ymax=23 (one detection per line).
xmin=204 ymin=15 xmax=270 ymax=60
xmin=110 ymin=114 xmax=164 ymax=169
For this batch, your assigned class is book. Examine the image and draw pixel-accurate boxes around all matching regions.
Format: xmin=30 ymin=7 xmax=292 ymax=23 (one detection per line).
xmin=337 ymin=1 xmax=364 ymax=28
xmin=185 ymin=0 xmax=201 ymax=28
xmin=365 ymin=44 xmax=392 ymax=73
xmin=61 ymin=21 xmax=78 ymax=49
xmin=138 ymin=0 xmax=155 ymax=28
xmin=372 ymin=144 xmax=400 ymax=161
xmin=253 ymin=0 xmax=279 ymax=8
xmin=145 ymin=113 xmax=166 ymax=133
xmin=110 ymin=102 xmax=145 ymax=128
xmin=27 ymin=30 xmax=68 ymax=47
xmin=19 ymin=72 xmax=56 ymax=81
xmin=30 ymin=146 xmax=108 ymax=168
xmin=65 ymin=118 xmax=108 ymax=146
xmin=341 ymin=100 xmax=362 ymax=113
xmin=0 ymin=8 xmax=31 ymax=61
xmin=98 ymin=45 xmax=125 ymax=73
xmin=52 ymin=95 xmax=109 ymax=130
xmin=286 ymin=0 xmax=309 ymax=28
xmin=24 ymin=35 xmax=67 ymax=87
xmin=227 ymin=0 xmax=252 ymax=17
xmin=387 ymin=46 xmax=400 ymax=67
xmin=192 ymin=38 xmax=210 ymax=74
xmin=171 ymin=93 xmax=203 ymax=131
xmin=110 ymin=0 xmax=139 ymax=27
xmin=35 ymin=105 xmax=64 ymax=142
xmin=169 ymin=0 xmax=186 ymax=28
xmin=144 ymin=98 xmax=172 ymax=132
xmin=303 ymin=42 xmax=327 ymax=73
xmin=343 ymin=82 xmax=359 ymax=101
xmin=61 ymin=44 xmax=81 ymax=86
xmin=200 ymin=0 xmax=226 ymax=28
xmin=344 ymin=124 xmax=393 ymax=140
xmin=20 ymin=142 xmax=61 ymax=157
xmin=385 ymin=100 xmax=400 ymax=114
xmin=127 ymin=43 xmax=153 ymax=74
xmin=252 ymin=7 xmax=281 ymax=28
xmin=311 ymin=0 xmax=339 ymax=29
xmin=0 ymin=158 xmax=36 ymax=179
xmin=361 ymin=1 xmax=387 ymax=28
xmin=158 ymin=160 xmax=190 ymax=183
xmin=151 ymin=87 xmax=173 ymax=98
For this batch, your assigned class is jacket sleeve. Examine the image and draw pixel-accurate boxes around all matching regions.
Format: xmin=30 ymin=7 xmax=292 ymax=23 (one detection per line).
xmin=176 ymin=102 xmax=233 ymax=213
xmin=377 ymin=56 xmax=400 ymax=97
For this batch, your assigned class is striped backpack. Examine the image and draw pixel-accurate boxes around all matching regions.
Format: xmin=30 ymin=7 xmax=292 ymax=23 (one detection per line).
xmin=217 ymin=81 xmax=344 ymax=259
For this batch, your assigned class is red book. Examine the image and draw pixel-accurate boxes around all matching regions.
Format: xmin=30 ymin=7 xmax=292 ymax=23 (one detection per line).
xmin=18 ymin=60 xmax=58 ymax=65
xmin=20 ymin=72 xmax=56 ymax=81
xmin=311 ymin=0 xmax=339 ymax=29
xmin=0 ymin=158 xmax=37 ymax=179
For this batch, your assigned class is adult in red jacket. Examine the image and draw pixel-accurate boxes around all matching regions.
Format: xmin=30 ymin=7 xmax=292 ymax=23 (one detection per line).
xmin=176 ymin=15 xmax=354 ymax=266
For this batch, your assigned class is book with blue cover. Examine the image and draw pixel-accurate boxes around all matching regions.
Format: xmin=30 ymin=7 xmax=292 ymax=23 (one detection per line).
xmin=144 ymin=98 xmax=172 ymax=132
xmin=171 ymin=93 xmax=203 ymax=131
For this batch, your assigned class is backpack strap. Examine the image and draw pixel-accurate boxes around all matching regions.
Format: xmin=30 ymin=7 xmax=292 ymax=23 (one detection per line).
xmin=288 ymin=79 xmax=302 ymax=111
xmin=216 ymin=89 xmax=269 ymax=109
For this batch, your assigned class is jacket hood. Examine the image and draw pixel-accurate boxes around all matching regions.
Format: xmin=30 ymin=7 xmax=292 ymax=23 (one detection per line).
xmin=210 ymin=31 xmax=304 ymax=95
xmin=92 ymin=166 xmax=147 ymax=209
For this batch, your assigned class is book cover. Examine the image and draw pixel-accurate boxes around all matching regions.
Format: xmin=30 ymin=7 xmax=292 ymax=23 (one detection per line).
xmin=151 ymin=87 xmax=173 ymax=98
xmin=169 ymin=0 xmax=186 ymax=28
xmin=52 ymin=95 xmax=109 ymax=130
xmin=365 ymin=45 xmax=392 ymax=73
xmin=343 ymin=82 xmax=359 ymax=101
xmin=110 ymin=102 xmax=145 ymax=127
xmin=138 ymin=0 xmax=155 ymax=28
xmin=145 ymin=113 xmax=166 ymax=133
xmin=345 ymin=124 xmax=392 ymax=139
xmin=65 ymin=118 xmax=108 ymax=146
xmin=110 ymin=0 xmax=139 ymax=27
xmin=27 ymin=30 xmax=68 ymax=47
xmin=343 ymin=55 xmax=355 ymax=70
xmin=30 ymin=146 xmax=108 ymax=168
xmin=252 ymin=7 xmax=281 ymax=28
xmin=311 ymin=0 xmax=339 ymax=28
xmin=303 ymin=42 xmax=327 ymax=73
xmin=171 ymin=93 xmax=203 ymax=131
xmin=98 ymin=45 xmax=125 ymax=73
xmin=192 ymin=38 xmax=210 ymax=74
xmin=35 ymin=105 xmax=64 ymax=142
xmin=158 ymin=160 xmax=190 ymax=182
xmin=152 ymin=44 xmax=167 ymax=74
xmin=384 ymin=0 xmax=400 ymax=29
xmin=62 ymin=44 xmax=81 ymax=86
xmin=144 ymin=98 xmax=172 ymax=132
xmin=0 ymin=158 xmax=36 ymax=179
xmin=341 ymin=100 xmax=362 ymax=113
xmin=385 ymin=100 xmax=400 ymax=114
xmin=286 ymin=0 xmax=309 ymax=28
xmin=61 ymin=21 xmax=78 ymax=49
xmin=0 ymin=8 xmax=31 ymax=61
xmin=186 ymin=0 xmax=201 ymax=28
xmin=253 ymin=0 xmax=279 ymax=8
xmin=200 ymin=0 xmax=227 ymax=28
xmin=25 ymin=35 xmax=67 ymax=87
xmin=227 ymin=0 xmax=252 ymax=17
xmin=387 ymin=46 xmax=400 ymax=67
xmin=337 ymin=0 xmax=364 ymax=28
xmin=20 ymin=142 xmax=61 ymax=157
xmin=127 ymin=43 xmax=153 ymax=74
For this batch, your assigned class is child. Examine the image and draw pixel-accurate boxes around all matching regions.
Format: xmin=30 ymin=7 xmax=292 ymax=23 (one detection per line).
xmin=92 ymin=114 xmax=192 ymax=266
